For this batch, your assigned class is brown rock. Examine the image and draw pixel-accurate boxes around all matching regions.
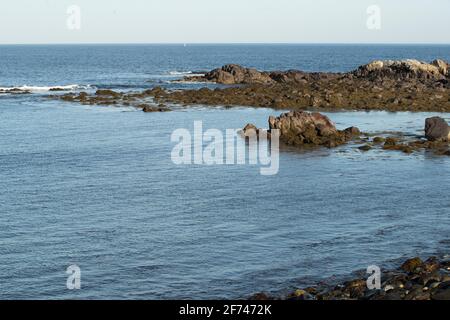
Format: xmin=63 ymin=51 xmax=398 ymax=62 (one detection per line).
xmin=401 ymin=257 xmax=424 ymax=273
xmin=240 ymin=123 xmax=258 ymax=137
xmin=425 ymin=117 xmax=450 ymax=141
xmin=140 ymin=104 xmax=171 ymax=112
xmin=422 ymin=257 xmax=441 ymax=273
xmin=268 ymin=111 xmax=359 ymax=148
xmin=204 ymin=64 xmax=273 ymax=85
xmin=95 ymin=89 xmax=122 ymax=98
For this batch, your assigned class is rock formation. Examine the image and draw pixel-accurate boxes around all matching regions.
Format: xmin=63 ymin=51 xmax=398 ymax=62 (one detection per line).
xmin=267 ymin=111 xmax=359 ymax=147
xmin=49 ymin=59 xmax=450 ymax=112
xmin=183 ymin=59 xmax=450 ymax=85
xmin=200 ymin=64 xmax=273 ymax=85
xmin=353 ymin=59 xmax=450 ymax=80
xmin=186 ymin=64 xmax=339 ymax=85
xmin=425 ymin=117 xmax=450 ymax=141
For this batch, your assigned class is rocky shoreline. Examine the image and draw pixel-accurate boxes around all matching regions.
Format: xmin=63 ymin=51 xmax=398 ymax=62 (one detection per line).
xmin=48 ymin=89 xmax=172 ymax=112
xmin=158 ymin=60 xmax=450 ymax=112
xmin=250 ymin=256 xmax=450 ymax=300
xmin=47 ymin=59 xmax=450 ymax=112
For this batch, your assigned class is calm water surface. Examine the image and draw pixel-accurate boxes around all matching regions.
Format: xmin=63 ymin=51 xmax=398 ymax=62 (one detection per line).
xmin=0 ymin=45 xmax=449 ymax=299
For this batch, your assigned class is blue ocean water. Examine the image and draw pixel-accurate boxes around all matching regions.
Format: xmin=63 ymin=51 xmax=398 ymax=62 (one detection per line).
xmin=1 ymin=45 xmax=450 ymax=299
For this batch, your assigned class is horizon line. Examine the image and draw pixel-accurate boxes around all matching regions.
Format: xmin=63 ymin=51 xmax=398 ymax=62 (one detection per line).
xmin=1 ymin=42 xmax=450 ymax=46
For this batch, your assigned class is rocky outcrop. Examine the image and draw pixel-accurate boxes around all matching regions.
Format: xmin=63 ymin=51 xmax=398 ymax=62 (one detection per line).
xmin=185 ymin=65 xmax=338 ymax=85
xmin=199 ymin=64 xmax=274 ymax=85
xmin=353 ymin=59 xmax=450 ymax=80
xmin=95 ymin=89 xmax=123 ymax=98
xmin=267 ymin=111 xmax=359 ymax=147
xmin=49 ymin=59 xmax=450 ymax=113
xmin=425 ymin=117 xmax=450 ymax=141
xmin=164 ymin=59 xmax=450 ymax=112
xmin=183 ymin=59 xmax=450 ymax=85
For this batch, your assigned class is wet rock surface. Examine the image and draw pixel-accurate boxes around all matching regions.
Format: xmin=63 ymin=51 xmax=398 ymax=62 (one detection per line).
xmin=250 ymin=256 xmax=450 ymax=300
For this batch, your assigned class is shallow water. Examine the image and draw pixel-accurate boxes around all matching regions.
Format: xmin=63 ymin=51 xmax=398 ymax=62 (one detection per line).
xmin=1 ymin=45 xmax=450 ymax=299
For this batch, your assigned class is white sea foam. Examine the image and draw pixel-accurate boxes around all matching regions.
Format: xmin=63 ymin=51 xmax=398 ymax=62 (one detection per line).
xmin=169 ymin=71 xmax=192 ymax=75
xmin=168 ymin=71 xmax=205 ymax=77
xmin=0 ymin=84 xmax=92 ymax=93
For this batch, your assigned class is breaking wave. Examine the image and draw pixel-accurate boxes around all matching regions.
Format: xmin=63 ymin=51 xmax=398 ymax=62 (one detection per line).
xmin=0 ymin=84 xmax=93 ymax=94
xmin=168 ymin=71 xmax=205 ymax=77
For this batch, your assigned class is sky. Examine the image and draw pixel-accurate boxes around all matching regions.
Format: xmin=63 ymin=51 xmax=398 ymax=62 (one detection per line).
xmin=0 ymin=0 xmax=449 ymax=44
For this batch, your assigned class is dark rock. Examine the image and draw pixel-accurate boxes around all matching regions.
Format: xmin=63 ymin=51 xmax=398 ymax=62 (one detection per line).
xmin=378 ymin=290 xmax=405 ymax=300
xmin=343 ymin=279 xmax=367 ymax=299
xmin=140 ymin=104 xmax=171 ymax=112
xmin=423 ymin=257 xmax=441 ymax=273
xmin=358 ymin=144 xmax=372 ymax=151
xmin=420 ymin=272 xmax=441 ymax=286
xmin=384 ymin=137 xmax=398 ymax=147
xmin=269 ymin=70 xmax=308 ymax=84
xmin=425 ymin=117 xmax=450 ymax=141
xmin=203 ymin=64 xmax=273 ymax=85
xmin=401 ymin=257 xmax=424 ymax=273
xmin=431 ymin=282 xmax=450 ymax=300
xmin=344 ymin=126 xmax=361 ymax=138
xmin=249 ymin=293 xmax=272 ymax=301
xmin=373 ymin=137 xmax=386 ymax=144
xmin=95 ymin=89 xmax=122 ymax=98
xmin=287 ymin=289 xmax=314 ymax=301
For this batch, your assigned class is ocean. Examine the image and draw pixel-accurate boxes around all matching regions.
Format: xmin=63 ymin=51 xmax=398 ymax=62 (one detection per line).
xmin=1 ymin=44 xmax=450 ymax=299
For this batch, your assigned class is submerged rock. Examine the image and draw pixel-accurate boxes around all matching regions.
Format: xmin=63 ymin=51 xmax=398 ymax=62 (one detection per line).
xmin=140 ymin=104 xmax=171 ymax=112
xmin=425 ymin=117 xmax=450 ymax=141
xmin=358 ymin=144 xmax=372 ymax=152
xmin=95 ymin=89 xmax=122 ymax=98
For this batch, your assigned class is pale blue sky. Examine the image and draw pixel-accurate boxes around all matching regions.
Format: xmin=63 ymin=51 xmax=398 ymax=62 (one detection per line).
xmin=1 ymin=0 xmax=449 ymax=44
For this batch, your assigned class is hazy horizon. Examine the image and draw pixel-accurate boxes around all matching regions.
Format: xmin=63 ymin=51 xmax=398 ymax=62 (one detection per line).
xmin=2 ymin=42 xmax=450 ymax=45
xmin=1 ymin=0 xmax=450 ymax=45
